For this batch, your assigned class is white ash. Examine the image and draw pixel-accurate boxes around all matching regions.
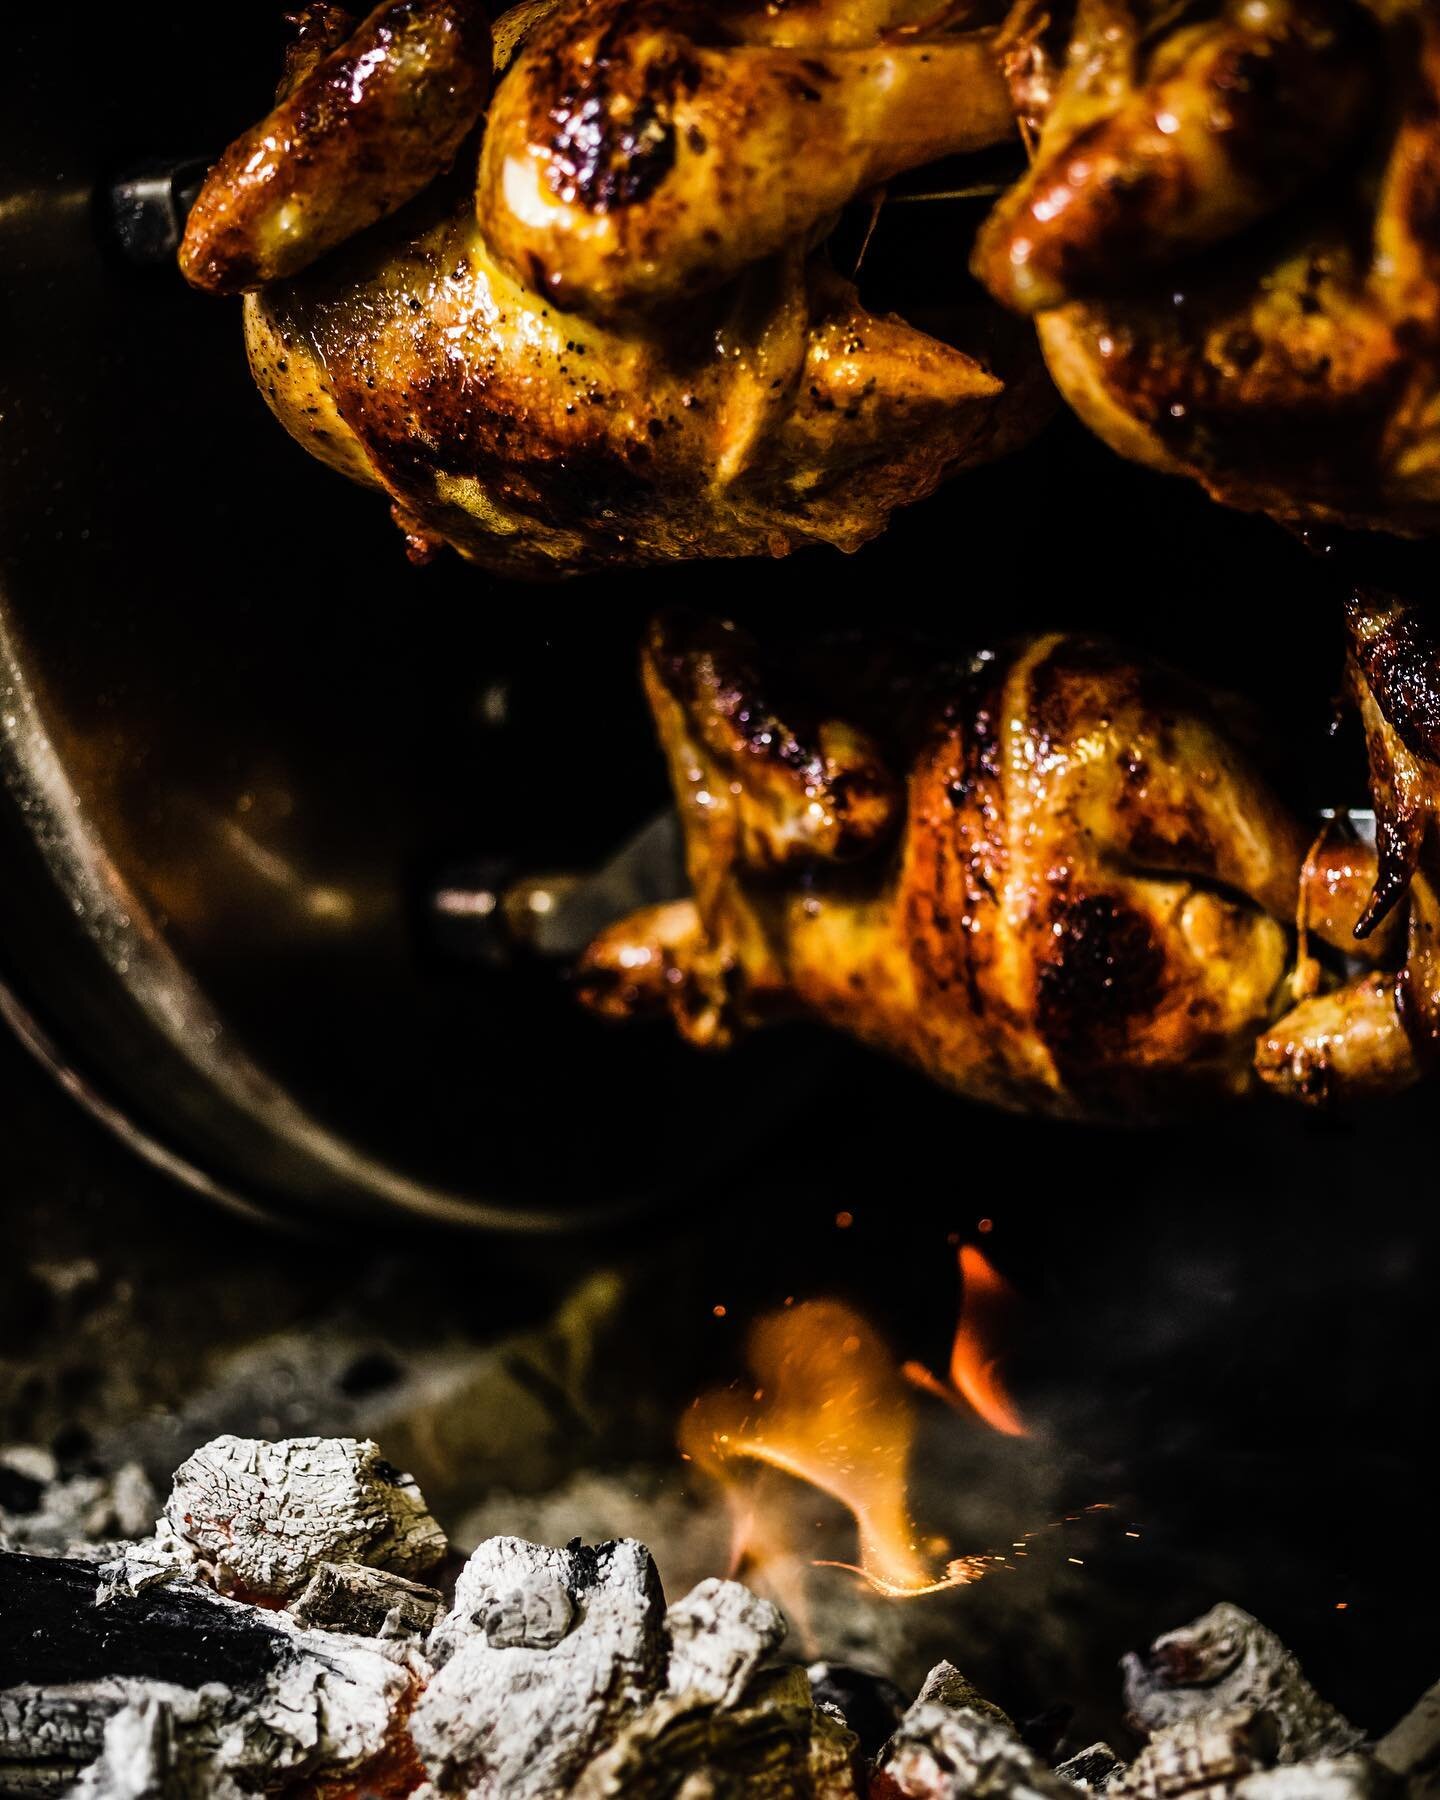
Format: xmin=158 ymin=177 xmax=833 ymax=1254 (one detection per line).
xmin=469 ymin=1568 xmax=574 ymax=1651
xmin=0 ymin=1448 xmax=156 ymax=1559
xmin=1236 ymin=1758 xmax=1398 ymax=1800
xmin=875 ymin=1669 xmax=1077 ymax=1800
xmin=665 ymin=1576 xmax=785 ymax=1709
xmin=67 ymin=1691 xmax=242 ymax=1800
xmin=570 ymin=1664 xmax=861 ymax=1800
xmin=289 ymin=1560 xmax=442 ymax=1639
xmin=1 ymin=1676 xmax=176 ymax=1796
xmin=1056 ymin=1743 xmax=1127 ymax=1792
xmin=1123 ymin=1605 xmax=1363 ymax=1763
xmin=1117 ymin=1706 xmax=1280 ymax=1800
xmin=134 ymin=1435 xmax=446 ymax=1603
xmin=97 ymin=1528 xmax=201 ymax=1606
xmin=414 ymin=1536 xmax=667 ymax=1799
xmin=1377 ymin=1678 xmax=1440 ymax=1792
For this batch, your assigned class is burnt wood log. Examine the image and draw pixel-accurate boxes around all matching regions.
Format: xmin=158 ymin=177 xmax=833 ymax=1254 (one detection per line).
xmin=102 ymin=1435 xmax=447 ymax=1604
xmin=0 ymin=1553 xmax=288 ymax=1692
xmin=665 ymin=1577 xmax=786 ymax=1708
xmin=873 ymin=1667 xmax=1076 ymax=1800
xmin=0 ymin=1550 xmax=421 ymax=1798
xmin=1122 ymin=1606 xmax=1363 ymax=1763
xmin=414 ymin=1536 xmax=668 ymax=1798
xmin=1056 ymin=1745 xmax=1126 ymax=1792
xmin=571 ymin=1664 xmax=861 ymax=1800
xmin=289 ymin=1561 xmax=443 ymax=1638
xmin=1116 ymin=1707 xmax=1279 ymax=1800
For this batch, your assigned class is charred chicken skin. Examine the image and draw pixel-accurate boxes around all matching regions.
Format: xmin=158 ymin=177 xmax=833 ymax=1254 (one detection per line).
xmin=578 ymin=616 xmax=1408 ymax=1120
xmin=972 ymin=0 xmax=1440 ymax=536
xmin=180 ymin=0 xmax=1047 ymax=576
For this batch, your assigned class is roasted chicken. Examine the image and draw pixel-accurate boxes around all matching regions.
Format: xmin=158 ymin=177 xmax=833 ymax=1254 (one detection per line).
xmin=972 ymin=0 xmax=1440 ymax=536
xmin=578 ymin=616 xmax=1415 ymax=1118
xmin=181 ymin=0 xmax=1048 ymax=576
xmin=1264 ymin=585 xmax=1440 ymax=1096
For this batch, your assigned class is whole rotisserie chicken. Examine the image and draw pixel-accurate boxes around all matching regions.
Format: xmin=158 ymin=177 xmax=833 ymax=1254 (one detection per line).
xmin=972 ymin=0 xmax=1440 ymax=536
xmin=180 ymin=0 xmax=1048 ymax=576
xmin=578 ymin=616 xmax=1421 ymax=1117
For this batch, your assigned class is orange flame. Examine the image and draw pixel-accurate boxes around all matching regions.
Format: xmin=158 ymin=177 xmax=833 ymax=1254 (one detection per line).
xmin=903 ymin=1244 xmax=1026 ymax=1437
xmin=681 ymin=1299 xmax=938 ymax=1596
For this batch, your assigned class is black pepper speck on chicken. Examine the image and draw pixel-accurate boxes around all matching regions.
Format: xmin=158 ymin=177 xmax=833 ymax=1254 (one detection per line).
xmin=181 ymin=0 xmax=1049 ymax=576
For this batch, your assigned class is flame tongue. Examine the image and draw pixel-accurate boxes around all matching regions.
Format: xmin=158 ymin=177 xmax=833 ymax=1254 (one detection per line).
xmin=681 ymin=1299 xmax=933 ymax=1595
xmin=902 ymin=1244 xmax=1027 ymax=1437
xmin=950 ymin=1246 xmax=1026 ymax=1438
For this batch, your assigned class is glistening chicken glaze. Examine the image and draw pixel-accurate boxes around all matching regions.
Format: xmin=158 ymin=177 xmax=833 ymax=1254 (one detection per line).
xmin=579 ymin=619 xmax=1404 ymax=1120
xmin=185 ymin=0 xmax=1047 ymax=575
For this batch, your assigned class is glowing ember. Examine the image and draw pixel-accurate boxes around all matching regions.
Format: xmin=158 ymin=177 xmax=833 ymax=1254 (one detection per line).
xmin=903 ymin=1244 xmax=1027 ymax=1437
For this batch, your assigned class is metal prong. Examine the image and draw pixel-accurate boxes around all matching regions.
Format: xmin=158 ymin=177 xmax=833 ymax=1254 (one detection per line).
xmin=99 ymin=157 xmax=212 ymax=266
xmin=427 ymin=809 xmax=684 ymax=965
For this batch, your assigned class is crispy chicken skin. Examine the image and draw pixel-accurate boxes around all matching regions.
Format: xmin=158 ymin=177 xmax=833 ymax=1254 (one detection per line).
xmin=182 ymin=0 xmax=1046 ymax=575
xmin=477 ymin=0 xmax=1017 ymax=320
xmin=973 ymin=0 xmax=1440 ymax=535
xmin=245 ymin=205 xmax=1043 ymax=574
xmin=181 ymin=0 xmax=492 ymax=294
xmin=578 ymin=616 xmax=1401 ymax=1121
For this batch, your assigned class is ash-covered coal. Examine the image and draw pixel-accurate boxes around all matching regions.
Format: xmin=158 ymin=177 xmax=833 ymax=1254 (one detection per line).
xmin=1 ymin=1433 xmax=1437 ymax=1800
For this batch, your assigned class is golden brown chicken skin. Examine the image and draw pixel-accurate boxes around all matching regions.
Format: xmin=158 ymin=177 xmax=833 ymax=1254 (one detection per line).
xmin=245 ymin=197 xmax=1043 ymax=575
xmin=478 ymin=0 xmax=1018 ymax=320
xmin=182 ymin=0 xmax=1047 ymax=575
xmin=972 ymin=0 xmax=1440 ymax=535
xmin=181 ymin=0 xmax=492 ymax=294
xmin=577 ymin=616 xmax=1400 ymax=1121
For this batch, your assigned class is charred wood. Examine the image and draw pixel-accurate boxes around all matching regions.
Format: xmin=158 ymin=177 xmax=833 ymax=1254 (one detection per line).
xmin=288 ymin=1560 xmax=443 ymax=1638
xmin=413 ymin=1536 xmax=667 ymax=1798
xmin=1122 ymin=1606 xmax=1363 ymax=1762
xmin=1116 ymin=1707 xmax=1279 ymax=1800
xmin=873 ymin=1667 xmax=1075 ymax=1800
xmin=572 ymin=1665 xmax=862 ymax=1800
xmin=665 ymin=1577 xmax=786 ymax=1709
xmin=0 ymin=1550 xmax=422 ymax=1798
xmin=1056 ymin=1745 xmax=1127 ymax=1791
xmin=808 ymin=1665 xmax=908 ymax=1760
xmin=910 ymin=1664 xmax=1015 ymax=1734
xmin=133 ymin=1435 xmax=447 ymax=1603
